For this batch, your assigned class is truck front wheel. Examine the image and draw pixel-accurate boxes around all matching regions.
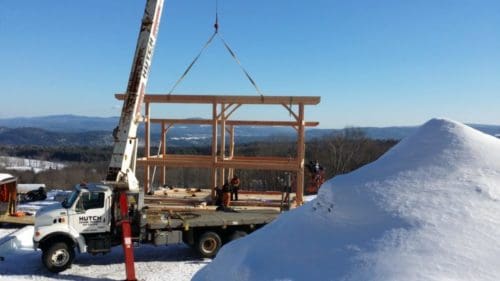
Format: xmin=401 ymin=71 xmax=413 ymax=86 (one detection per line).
xmin=42 ymin=242 xmax=75 ymax=273
xmin=197 ymin=231 xmax=222 ymax=258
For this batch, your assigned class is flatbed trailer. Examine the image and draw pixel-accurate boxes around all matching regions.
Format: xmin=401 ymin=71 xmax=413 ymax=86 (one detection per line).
xmin=145 ymin=208 xmax=279 ymax=229
xmin=141 ymin=208 xmax=279 ymax=257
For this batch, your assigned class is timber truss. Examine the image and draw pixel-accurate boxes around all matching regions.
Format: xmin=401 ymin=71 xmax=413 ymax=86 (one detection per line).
xmin=115 ymin=94 xmax=320 ymax=205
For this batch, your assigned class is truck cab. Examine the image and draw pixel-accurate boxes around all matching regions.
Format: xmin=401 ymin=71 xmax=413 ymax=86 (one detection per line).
xmin=34 ymin=183 xmax=114 ymax=272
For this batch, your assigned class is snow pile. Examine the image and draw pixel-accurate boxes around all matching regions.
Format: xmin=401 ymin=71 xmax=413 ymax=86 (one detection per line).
xmin=194 ymin=118 xmax=500 ymax=281
xmin=0 ymin=226 xmax=34 ymax=255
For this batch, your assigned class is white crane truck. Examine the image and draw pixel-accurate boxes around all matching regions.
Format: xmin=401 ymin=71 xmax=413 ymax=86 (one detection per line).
xmin=33 ymin=182 xmax=278 ymax=273
xmin=32 ymin=0 xmax=280 ymax=276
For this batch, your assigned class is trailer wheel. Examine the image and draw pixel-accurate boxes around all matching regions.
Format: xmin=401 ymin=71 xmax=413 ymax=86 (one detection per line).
xmin=197 ymin=231 xmax=222 ymax=258
xmin=229 ymin=230 xmax=247 ymax=241
xmin=42 ymin=242 xmax=75 ymax=273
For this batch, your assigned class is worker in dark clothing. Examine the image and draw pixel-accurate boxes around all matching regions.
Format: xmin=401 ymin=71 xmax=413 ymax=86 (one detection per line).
xmin=230 ymin=176 xmax=240 ymax=201
xmin=215 ymin=186 xmax=223 ymax=207
xmin=221 ymin=182 xmax=231 ymax=208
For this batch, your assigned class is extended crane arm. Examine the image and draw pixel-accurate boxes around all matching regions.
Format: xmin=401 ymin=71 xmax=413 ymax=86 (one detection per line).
xmin=106 ymin=0 xmax=164 ymax=191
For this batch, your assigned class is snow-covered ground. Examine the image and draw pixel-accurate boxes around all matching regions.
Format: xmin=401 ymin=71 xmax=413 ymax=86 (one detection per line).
xmin=0 ymin=156 xmax=65 ymax=173
xmin=194 ymin=118 xmax=500 ymax=281
xmin=0 ymin=225 xmax=209 ymax=280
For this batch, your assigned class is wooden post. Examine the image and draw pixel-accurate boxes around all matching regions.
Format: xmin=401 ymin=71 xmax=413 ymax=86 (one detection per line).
xmin=296 ymin=103 xmax=305 ymax=205
xmin=144 ymin=102 xmax=151 ymax=194
xmin=220 ymin=103 xmax=226 ymax=185
xmin=211 ymin=102 xmax=218 ymax=201
xmin=228 ymin=125 xmax=235 ymax=179
xmin=161 ymin=121 xmax=166 ymax=186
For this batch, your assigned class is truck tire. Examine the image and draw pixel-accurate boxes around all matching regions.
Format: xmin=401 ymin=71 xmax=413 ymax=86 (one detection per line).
xmin=229 ymin=230 xmax=247 ymax=241
xmin=197 ymin=231 xmax=222 ymax=258
xmin=42 ymin=242 xmax=75 ymax=273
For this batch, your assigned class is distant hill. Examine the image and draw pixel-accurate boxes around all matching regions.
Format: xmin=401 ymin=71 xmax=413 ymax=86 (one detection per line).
xmin=0 ymin=115 xmax=118 ymax=132
xmin=0 ymin=115 xmax=499 ymax=146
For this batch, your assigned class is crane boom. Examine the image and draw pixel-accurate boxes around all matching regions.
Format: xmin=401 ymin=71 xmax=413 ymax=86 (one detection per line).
xmin=106 ymin=0 xmax=164 ymax=191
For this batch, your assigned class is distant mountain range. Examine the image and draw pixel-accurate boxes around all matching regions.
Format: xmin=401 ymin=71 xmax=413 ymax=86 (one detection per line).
xmin=0 ymin=115 xmax=119 ymax=133
xmin=0 ymin=115 xmax=499 ymax=146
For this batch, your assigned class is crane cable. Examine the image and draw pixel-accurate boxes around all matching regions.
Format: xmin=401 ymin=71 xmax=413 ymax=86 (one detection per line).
xmin=167 ymin=0 xmax=264 ymax=99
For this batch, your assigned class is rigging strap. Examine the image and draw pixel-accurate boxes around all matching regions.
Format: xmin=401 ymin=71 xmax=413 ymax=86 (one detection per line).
xmin=167 ymin=31 xmax=217 ymax=95
xmin=167 ymin=0 xmax=263 ymax=99
xmin=218 ymin=34 xmax=263 ymax=97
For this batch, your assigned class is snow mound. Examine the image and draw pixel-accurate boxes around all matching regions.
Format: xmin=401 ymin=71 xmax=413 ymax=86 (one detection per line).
xmin=0 ymin=226 xmax=34 ymax=256
xmin=194 ymin=118 xmax=500 ymax=281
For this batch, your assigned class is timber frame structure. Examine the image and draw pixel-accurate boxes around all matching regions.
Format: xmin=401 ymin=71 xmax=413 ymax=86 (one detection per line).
xmin=115 ymin=94 xmax=320 ymax=205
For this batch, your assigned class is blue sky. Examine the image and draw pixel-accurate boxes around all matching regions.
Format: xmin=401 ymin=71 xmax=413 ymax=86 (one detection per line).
xmin=0 ymin=0 xmax=499 ymax=128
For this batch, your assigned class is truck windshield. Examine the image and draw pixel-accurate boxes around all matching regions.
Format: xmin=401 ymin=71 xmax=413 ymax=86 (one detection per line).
xmin=62 ymin=190 xmax=80 ymax=208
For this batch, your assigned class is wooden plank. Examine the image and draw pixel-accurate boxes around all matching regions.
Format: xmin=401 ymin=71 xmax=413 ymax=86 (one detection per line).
xmin=145 ymin=197 xmax=207 ymax=205
xmin=116 ymin=94 xmax=320 ymax=105
xmin=0 ymin=214 xmax=34 ymax=225
xmin=229 ymin=201 xmax=283 ymax=208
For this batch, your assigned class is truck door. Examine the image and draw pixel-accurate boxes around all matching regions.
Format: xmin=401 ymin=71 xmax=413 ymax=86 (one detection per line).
xmin=69 ymin=191 xmax=111 ymax=234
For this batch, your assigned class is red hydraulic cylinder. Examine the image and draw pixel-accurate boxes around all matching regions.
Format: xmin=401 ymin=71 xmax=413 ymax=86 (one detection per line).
xmin=119 ymin=191 xmax=137 ymax=281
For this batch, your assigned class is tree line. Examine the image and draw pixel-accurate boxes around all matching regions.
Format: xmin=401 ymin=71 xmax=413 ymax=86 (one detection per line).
xmin=0 ymin=129 xmax=397 ymax=191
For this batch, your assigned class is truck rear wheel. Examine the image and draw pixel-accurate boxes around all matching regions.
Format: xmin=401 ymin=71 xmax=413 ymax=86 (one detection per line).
xmin=42 ymin=242 xmax=75 ymax=273
xmin=197 ymin=231 xmax=222 ymax=258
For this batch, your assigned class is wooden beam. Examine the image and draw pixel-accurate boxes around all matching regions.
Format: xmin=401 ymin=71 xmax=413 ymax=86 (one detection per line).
xmin=148 ymin=118 xmax=319 ymax=127
xmin=149 ymin=118 xmax=212 ymax=125
xmin=227 ymin=120 xmax=319 ymax=127
xmin=217 ymin=103 xmax=235 ymax=119
xmin=281 ymin=103 xmax=299 ymax=121
xmin=116 ymin=94 xmax=320 ymax=105
xmin=137 ymin=155 xmax=299 ymax=171
xmin=225 ymin=104 xmax=242 ymax=119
